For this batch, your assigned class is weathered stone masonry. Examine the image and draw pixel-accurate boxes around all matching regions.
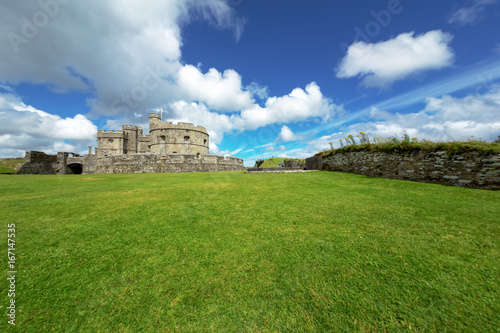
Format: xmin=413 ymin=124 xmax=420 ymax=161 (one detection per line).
xmin=84 ymin=154 xmax=243 ymax=174
xmin=18 ymin=113 xmax=244 ymax=175
xmin=17 ymin=151 xmax=58 ymax=175
xmin=306 ymin=151 xmax=500 ymax=190
xmin=96 ymin=113 xmax=209 ymax=157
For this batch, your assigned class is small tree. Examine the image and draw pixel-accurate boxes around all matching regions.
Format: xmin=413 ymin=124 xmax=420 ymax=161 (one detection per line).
xmin=255 ymin=159 xmax=265 ymax=168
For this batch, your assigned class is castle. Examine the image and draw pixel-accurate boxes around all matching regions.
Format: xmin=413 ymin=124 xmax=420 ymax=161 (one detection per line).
xmin=96 ymin=113 xmax=210 ymax=157
xmin=18 ymin=113 xmax=244 ymax=175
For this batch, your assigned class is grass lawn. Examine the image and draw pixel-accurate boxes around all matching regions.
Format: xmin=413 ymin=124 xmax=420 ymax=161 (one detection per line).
xmin=0 ymin=171 xmax=498 ymax=332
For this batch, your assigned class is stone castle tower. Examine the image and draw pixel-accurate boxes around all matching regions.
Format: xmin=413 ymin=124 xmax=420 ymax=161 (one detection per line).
xmin=96 ymin=113 xmax=209 ymax=157
xmin=149 ymin=113 xmax=209 ymax=156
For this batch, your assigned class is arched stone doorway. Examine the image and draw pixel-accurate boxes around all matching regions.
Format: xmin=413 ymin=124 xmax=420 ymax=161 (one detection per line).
xmin=67 ymin=163 xmax=83 ymax=174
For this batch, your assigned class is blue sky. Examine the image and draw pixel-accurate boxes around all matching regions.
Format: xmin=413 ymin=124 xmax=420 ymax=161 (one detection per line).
xmin=1 ymin=0 xmax=499 ymax=166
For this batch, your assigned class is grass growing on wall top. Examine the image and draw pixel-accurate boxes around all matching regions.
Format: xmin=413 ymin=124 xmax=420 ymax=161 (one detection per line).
xmin=0 ymin=171 xmax=499 ymax=331
xmin=320 ymin=140 xmax=500 ymax=158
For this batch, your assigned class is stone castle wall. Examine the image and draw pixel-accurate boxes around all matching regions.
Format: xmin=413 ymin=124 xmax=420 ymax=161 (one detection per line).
xmin=96 ymin=130 xmax=126 ymax=156
xmin=17 ymin=151 xmax=85 ymax=175
xmin=82 ymin=154 xmax=243 ymax=174
xmin=138 ymin=135 xmax=150 ymax=153
xmin=17 ymin=151 xmax=58 ymax=175
xmin=18 ymin=151 xmax=244 ymax=175
xmin=305 ymin=156 xmax=322 ymax=170
xmin=320 ymin=150 xmax=500 ymax=190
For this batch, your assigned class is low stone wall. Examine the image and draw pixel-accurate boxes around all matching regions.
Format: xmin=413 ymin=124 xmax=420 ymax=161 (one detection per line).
xmin=17 ymin=151 xmax=57 ymax=175
xmin=85 ymin=153 xmax=244 ymax=174
xmin=305 ymin=156 xmax=322 ymax=170
xmin=246 ymin=167 xmax=309 ymax=173
xmin=321 ymin=150 xmax=500 ymax=190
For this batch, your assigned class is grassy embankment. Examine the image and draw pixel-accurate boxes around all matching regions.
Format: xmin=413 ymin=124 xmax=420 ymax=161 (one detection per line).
xmin=0 ymin=171 xmax=498 ymax=331
xmin=258 ymin=158 xmax=305 ymax=168
xmin=0 ymin=159 xmax=26 ymax=174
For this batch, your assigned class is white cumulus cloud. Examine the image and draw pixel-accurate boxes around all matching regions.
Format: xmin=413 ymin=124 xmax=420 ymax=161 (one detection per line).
xmin=177 ymin=65 xmax=254 ymax=112
xmin=0 ymin=0 xmax=245 ymax=116
xmin=237 ymin=82 xmax=336 ymax=130
xmin=0 ymin=92 xmax=97 ymax=157
xmin=277 ymin=125 xmax=298 ymax=142
xmin=337 ymin=30 xmax=455 ymax=88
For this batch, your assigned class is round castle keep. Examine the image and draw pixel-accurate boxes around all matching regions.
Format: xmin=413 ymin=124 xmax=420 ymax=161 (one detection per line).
xmin=148 ymin=113 xmax=209 ymax=156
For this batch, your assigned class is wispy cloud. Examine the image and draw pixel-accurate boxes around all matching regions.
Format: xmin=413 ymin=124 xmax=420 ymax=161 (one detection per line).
xmin=304 ymin=58 xmax=500 ymax=137
xmin=494 ymin=43 xmax=500 ymax=54
xmin=230 ymin=145 xmax=246 ymax=155
xmin=375 ymin=58 xmax=500 ymax=111
xmin=448 ymin=0 xmax=497 ymax=26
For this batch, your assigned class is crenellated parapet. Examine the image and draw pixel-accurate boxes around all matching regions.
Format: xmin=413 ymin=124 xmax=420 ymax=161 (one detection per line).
xmin=150 ymin=121 xmax=208 ymax=134
xmin=122 ymin=125 xmax=143 ymax=131
xmin=96 ymin=129 xmax=126 ymax=156
xmin=149 ymin=112 xmax=161 ymax=126
xmin=97 ymin=129 xmax=124 ymax=137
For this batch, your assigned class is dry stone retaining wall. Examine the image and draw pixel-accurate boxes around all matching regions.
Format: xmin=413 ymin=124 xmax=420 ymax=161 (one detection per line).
xmin=320 ymin=150 xmax=500 ymax=190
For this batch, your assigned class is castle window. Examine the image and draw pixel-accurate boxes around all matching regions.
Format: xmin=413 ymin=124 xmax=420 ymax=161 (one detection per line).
xmin=160 ymin=135 xmax=165 ymax=141
xmin=197 ymin=153 xmax=201 ymax=158
xmin=109 ymin=139 xmax=114 ymax=143
xmin=184 ymin=136 xmax=190 ymax=142
xmin=173 ymin=151 xmax=177 ymax=154
xmin=204 ymin=139 xmax=207 ymax=145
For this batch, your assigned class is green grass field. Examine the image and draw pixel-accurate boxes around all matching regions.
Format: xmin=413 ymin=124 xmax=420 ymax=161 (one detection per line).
xmin=1 ymin=171 xmax=498 ymax=332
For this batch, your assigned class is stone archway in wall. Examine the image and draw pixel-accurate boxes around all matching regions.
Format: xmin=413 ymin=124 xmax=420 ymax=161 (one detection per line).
xmin=67 ymin=163 xmax=83 ymax=174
